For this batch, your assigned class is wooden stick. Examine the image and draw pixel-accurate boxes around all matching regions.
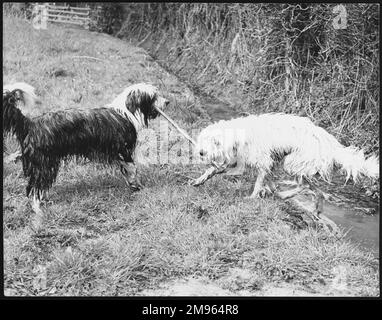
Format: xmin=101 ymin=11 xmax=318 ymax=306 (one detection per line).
xmin=154 ymin=107 xmax=196 ymax=145
xmin=155 ymin=106 xmax=221 ymax=170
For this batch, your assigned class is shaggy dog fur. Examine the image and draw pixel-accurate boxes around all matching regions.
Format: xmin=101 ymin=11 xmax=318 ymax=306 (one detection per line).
xmin=193 ymin=113 xmax=379 ymax=216
xmin=3 ymin=82 xmax=169 ymax=218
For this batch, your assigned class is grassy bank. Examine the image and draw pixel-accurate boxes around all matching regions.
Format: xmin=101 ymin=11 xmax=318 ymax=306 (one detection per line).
xmin=3 ymin=15 xmax=379 ymax=296
xmin=114 ymin=3 xmax=379 ymax=155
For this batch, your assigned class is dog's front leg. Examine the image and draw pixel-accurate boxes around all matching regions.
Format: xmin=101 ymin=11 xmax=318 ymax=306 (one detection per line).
xmin=249 ymin=170 xmax=268 ymax=198
xmin=191 ymin=160 xmax=231 ymax=186
xmin=30 ymin=190 xmax=44 ymax=231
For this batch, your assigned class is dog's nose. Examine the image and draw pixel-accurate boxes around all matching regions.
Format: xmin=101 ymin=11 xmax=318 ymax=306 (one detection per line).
xmin=199 ymin=150 xmax=205 ymax=157
xmin=165 ymin=100 xmax=170 ymax=107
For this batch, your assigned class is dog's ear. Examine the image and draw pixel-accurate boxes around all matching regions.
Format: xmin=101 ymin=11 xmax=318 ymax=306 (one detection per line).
xmin=125 ymin=92 xmax=138 ymax=115
xmin=140 ymin=91 xmax=158 ymax=127
xmin=14 ymin=89 xmax=24 ymax=102
xmin=125 ymin=90 xmax=157 ymax=127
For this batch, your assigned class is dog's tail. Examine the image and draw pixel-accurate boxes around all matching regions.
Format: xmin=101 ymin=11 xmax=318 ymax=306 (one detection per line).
xmin=333 ymin=145 xmax=379 ymax=182
xmin=3 ymin=82 xmax=37 ymax=137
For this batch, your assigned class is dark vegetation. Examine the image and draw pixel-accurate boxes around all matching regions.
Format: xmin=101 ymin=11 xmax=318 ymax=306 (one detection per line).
xmin=92 ymin=3 xmax=379 ymax=155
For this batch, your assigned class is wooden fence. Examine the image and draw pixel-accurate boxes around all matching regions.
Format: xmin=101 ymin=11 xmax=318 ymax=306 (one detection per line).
xmin=40 ymin=3 xmax=91 ymax=29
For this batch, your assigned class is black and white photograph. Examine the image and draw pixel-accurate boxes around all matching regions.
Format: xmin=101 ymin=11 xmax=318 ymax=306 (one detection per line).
xmin=3 ymin=2 xmax=380 ymax=300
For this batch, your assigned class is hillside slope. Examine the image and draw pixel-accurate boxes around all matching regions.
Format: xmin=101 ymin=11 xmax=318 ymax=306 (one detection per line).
xmin=3 ymin=16 xmax=379 ymax=297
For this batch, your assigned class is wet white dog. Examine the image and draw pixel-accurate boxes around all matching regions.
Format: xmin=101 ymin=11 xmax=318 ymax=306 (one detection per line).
xmin=193 ymin=113 xmax=379 ymax=217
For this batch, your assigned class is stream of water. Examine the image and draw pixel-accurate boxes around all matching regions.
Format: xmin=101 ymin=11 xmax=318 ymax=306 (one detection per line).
xmin=324 ymin=202 xmax=379 ymax=256
xmin=205 ymin=100 xmax=379 ymax=256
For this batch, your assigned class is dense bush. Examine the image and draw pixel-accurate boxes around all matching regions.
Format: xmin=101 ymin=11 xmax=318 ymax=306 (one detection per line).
xmin=88 ymin=3 xmax=125 ymax=34
xmin=3 ymin=2 xmax=32 ymax=19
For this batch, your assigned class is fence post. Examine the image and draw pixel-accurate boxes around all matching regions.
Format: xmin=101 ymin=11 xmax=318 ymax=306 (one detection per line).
xmin=41 ymin=3 xmax=48 ymax=29
xmin=85 ymin=9 xmax=90 ymax=29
